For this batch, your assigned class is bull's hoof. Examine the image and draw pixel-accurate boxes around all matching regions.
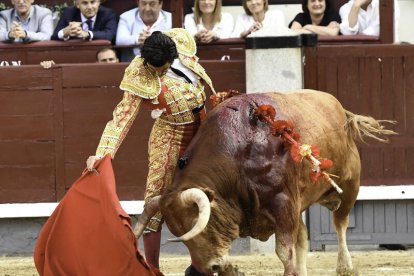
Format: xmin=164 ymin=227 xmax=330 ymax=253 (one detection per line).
xmin=183 ymin=264 xmax=245 ymax=276
xmin=337 ymin=272 xmax=356 ymax=276
xmin=185 ymin=265 xmax=206 ymax=276
xmin=218 ymin=264 xmax=245 ymax=276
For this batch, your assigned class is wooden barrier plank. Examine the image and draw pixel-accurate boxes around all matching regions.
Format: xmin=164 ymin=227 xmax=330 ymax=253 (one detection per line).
xmin=303 ymin=47 xmax=318 ymax=89
xmin=63 ymin=132 xmax=149 ymax=163
xmin=0 ymin=141 xmax=54 ymax=165
xmin=53 ymin=67 xmax=65 ymax=201
xmin=393 ymin=57 xmax=405 ymax=135
xmin=336 ymin=57 xmax=359 ymax=111
xmin=27 ymin=47 xmax=98 ymax=64
xmin=0 ymin=116 xmax=54 ymax=140
xmin=64 ymin=159 xmax=148 ymax=200
xmin=0 ymin=66 xmax=53 ymax=90
xmin=318 ymin=56 xmax=337 ymax=95
xmin=309 ymin=45 xmax=414 ymax=58
xmin=113 ymin=159 xmax=149 ymax=200
xmin=407 ymin=149 xmax=414 ymax=180
xmin=201 ymin=60 xmax=246 ymax=94
xmin=342 ymin=56 xmax=385 ymax=194
xmin=0 ymin=48 xmax=26 ymax=65
xmin=61 ymin=63 xmax=126 ymax=87
xmin=0 ymin=187 xmax=55 ymax=203
xmin=366 ymin=57 xmax=383 ymax=119
xmin=63 ymin=87 xmax=122 ymax=113
xmin=0 ymin=90 xmax=53 ymax=115
xmin=405 ymin=56 xmax=414 ymax=138
xmin=0 ymin=40 xmax=111 ymax=65
xmin=0 ymin=167 xmax=54 ymax=189
xmin=381 ymin=57 xmax=396 ymax=120
xmin=197 ymin=42 xmax=245 ymax=60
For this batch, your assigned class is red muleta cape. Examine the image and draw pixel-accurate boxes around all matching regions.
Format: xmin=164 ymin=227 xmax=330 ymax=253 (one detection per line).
xmin=34 ymin=155 xmax=162 ymax=276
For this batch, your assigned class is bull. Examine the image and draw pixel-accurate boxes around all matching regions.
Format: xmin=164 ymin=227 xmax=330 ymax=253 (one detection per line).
xmin=134 ymin=90 xmax=395 ymax=276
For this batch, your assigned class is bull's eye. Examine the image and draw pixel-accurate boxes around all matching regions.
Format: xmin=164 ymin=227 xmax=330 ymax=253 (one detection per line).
xmin=178 ymin=156 xmax=189 ymax=169
xmin=211 ymin=264 xmax=220 ymax=272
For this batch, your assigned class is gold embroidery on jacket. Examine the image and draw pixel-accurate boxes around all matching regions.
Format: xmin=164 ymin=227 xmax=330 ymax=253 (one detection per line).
xmin=164 ymin=28 xmax=215 ymax=93
xmin=159 ymin=77 xmax=205 ymax=125
xmin=96 ymin=92 xmax=141 ymax=157
xmin=179 ymin=54 xmax=215 ymax=93
xmin=119 ymin=58 xmax=161 ymax=99
xmin=164 ymin=28 xmax=197 ymax=57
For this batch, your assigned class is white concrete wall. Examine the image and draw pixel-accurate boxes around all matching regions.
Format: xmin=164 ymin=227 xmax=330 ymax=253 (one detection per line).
xmin=399 ymin=0 xmax=414 ymax=43
xmin=223 ymin=0 xmax=414 ymax=43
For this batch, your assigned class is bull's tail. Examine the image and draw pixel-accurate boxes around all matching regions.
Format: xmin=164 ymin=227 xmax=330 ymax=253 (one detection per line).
xmin=345 ymin=110 xmax=397 ymax=143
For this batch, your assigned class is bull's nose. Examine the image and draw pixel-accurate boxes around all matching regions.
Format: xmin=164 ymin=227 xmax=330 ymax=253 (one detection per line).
xmin=211 ymin=264 xmax=220 ymax=272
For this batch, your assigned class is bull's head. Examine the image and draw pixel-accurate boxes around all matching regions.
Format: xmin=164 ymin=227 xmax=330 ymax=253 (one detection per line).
xmin=134 ymin=188 xmax=211 ymax=241
xmin=134 ymin=187 xmax=242 ymax=275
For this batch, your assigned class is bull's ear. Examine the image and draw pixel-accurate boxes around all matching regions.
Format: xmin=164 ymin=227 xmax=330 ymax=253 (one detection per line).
xmin=201 ymin=187 xmax=215 ymax=202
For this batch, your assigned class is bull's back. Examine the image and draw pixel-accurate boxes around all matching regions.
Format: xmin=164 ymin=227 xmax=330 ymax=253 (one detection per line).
xmin=264 ymin=90 xmax=347 ymax=144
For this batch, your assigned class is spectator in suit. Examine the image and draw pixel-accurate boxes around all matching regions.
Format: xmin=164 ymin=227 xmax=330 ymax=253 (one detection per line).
xmin=339 ymin=0 xmax=400 ymax=42
xmin=52 ymin=0 xmax=117 ymax=42
xmin=289 ymin=0 xmax=341 ymax=36
xmin=184 ymin=0 xmax=234 ymax=43
xmin=115 ymin=0 xmax=172 ymax=62
xmin=0 ymin=0 xmax=53 ymax=42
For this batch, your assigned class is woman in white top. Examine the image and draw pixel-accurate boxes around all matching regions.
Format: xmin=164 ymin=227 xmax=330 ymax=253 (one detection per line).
xmin=184 ymin=0 xmax=234 ymax=43
xmin=232 ymin=0 xmax=285 ymax=38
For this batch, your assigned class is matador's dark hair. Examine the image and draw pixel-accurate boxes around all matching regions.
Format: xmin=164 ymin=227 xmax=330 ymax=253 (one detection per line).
xmin=141 ymin=31 xmax=178 ymax=67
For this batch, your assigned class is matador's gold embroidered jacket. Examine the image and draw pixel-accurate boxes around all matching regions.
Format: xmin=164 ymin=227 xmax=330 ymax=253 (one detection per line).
xmin=96 ymin=28 xmax=215 ymax=158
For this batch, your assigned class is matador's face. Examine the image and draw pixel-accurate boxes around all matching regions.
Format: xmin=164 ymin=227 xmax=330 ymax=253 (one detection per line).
xmin=146 ymin=62 xmax=171 ymax=77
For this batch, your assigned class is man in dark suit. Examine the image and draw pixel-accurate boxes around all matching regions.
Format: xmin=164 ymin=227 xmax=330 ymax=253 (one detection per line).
xmin=52 ymin=0 xmax=117 ymax=42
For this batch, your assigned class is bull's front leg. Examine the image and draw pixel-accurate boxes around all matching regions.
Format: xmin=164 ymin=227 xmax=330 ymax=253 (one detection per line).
xmin=271 ymin=193 xmax=300 ymax=276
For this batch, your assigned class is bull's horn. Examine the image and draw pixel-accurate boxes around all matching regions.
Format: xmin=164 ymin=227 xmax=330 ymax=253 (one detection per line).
xmin=133 ymin=196 xmax=161 ymax=238
xmin=168 ymin=188 xmax=211 ymax=242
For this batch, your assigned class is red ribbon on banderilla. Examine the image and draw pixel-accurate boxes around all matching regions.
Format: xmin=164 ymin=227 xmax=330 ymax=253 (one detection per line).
xmin=254 ymin=104 xmax=343 ymax=194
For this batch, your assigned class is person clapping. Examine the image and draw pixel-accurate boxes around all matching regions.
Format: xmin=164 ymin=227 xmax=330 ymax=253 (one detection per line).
xmin=184 ymin=0 xmax=234 ymax=43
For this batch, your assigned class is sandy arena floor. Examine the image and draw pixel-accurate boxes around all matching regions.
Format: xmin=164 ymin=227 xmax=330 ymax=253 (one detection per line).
xmin=1 ymin=249 xmax=413 ymax=276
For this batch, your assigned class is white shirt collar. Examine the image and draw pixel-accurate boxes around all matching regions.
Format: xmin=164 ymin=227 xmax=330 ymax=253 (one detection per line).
xmin=81 ymin=13 xmax=97 ymax=24
xmin=136 ymin=10 xmax=164 ymax=30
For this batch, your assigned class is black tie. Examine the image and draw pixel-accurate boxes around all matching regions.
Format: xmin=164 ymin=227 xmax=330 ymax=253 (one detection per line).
xmin=170 ymin=67 xmax=192 ymax=84
xmin=86 ymin=19 xmax=93 ymax=31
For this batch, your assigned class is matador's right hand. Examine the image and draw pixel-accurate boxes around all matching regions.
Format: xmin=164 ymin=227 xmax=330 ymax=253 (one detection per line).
xmin=86 ymin=156 xmax=101 ymax=171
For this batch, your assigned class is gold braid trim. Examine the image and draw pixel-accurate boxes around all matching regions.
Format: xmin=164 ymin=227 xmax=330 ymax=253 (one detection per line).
xmin=159 ymin=77 xmax=205 ymax=125
xmin=96 ymin=92 xmax=142 ymax=158
xmin=164 ymin=28 xmax=197 ymax=57
xmin=179 ymin=54 xmax=215 ymax=94
xmin=119 ymin=57 xmax=161 ymax=99
xmin=164 ymin=28 xmax=215 ymax=94
xmin=144 ymin=119 xmax=185 ymax=232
